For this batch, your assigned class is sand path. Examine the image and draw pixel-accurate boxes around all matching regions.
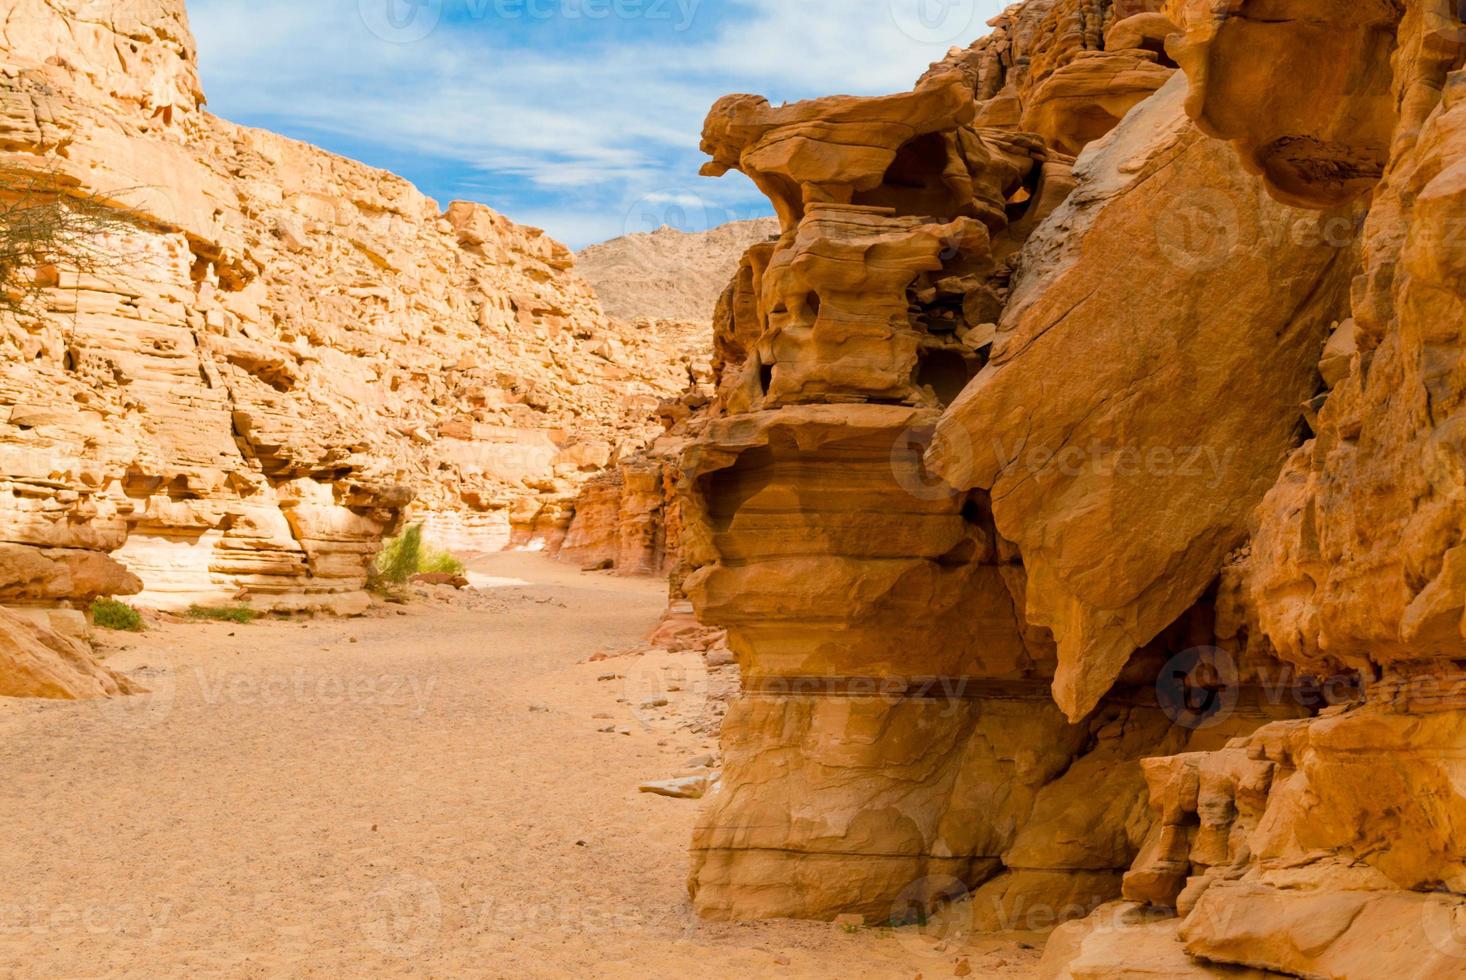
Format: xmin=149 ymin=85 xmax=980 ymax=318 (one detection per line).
xmin=0 ymin=553 xmax=1041 ymax=978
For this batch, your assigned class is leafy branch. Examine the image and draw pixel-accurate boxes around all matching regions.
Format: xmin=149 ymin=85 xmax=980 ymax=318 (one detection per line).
xmin=0 ymin=165 xmax=140 ymax=319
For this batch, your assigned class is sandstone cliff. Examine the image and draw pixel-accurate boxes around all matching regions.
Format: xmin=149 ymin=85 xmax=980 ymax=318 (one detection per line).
xmin=0 ymin=0 xmax=690 ymax=695
xmin=682 ymin=1 xmax=1466 ymax=975
xmin=680 ymin=0 xmax=1276 ymax=927
xmin=558 ymin=221 xmax=776 ymax=577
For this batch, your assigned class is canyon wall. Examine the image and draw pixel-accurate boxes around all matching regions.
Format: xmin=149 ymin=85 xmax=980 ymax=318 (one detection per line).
xmin=684 ymin=1 xmax=1466 ymax=975
xmin=1047 ymin=2 xmax=1466 ymax=977
xmin=0 ymin=0 xmax=692 ymax=695
xmin=679 ymin=0 xmax=1307 ymax=928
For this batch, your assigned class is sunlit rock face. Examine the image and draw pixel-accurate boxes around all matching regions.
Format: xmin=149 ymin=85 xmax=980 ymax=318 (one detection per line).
xmin=680 ymin=1 xmax=1466 ymax=961
xmin=927 ymin=75 xmax=1361 ymax=723
xmin=0 ymin=0 xmax=692 ymax=654
xmin=927 ymin=0 xmax=1179 ymax=155
xmin=1041 ymin=2 xmax=1466 ymax=977
xmin=677 ymin=9 xmax=1320 ymax=927
xmin=1165 ymin=0 xmax=1405 ymax=208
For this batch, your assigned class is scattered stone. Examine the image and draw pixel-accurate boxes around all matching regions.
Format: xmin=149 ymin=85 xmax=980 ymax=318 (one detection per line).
xmin=638 ymin=774 xmax=710 ymax=800
xmin=704 ymin=648 xmax=736 ymax=668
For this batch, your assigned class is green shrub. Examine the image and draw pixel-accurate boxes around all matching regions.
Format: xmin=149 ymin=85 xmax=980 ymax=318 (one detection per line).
xmin=371 ymin=525 xmax=465 ymax=586
xmin=186 ymin=604 xmax=258 ymax=625
xmin=373 ymin=524 xmax=424 ymax=586
xmin=91 ymin=598 xmax=144 ymax=632
xmin=419 ymin=546 xmax=465 ymax=576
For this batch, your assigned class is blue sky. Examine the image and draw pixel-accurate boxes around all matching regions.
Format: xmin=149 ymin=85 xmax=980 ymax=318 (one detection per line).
xmin=189 ymin=0 xmax=1009 ymax=248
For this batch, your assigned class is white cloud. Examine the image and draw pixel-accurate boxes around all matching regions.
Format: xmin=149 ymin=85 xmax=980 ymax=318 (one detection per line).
xmin=186 ymin=0 xmax=1010 ymax=245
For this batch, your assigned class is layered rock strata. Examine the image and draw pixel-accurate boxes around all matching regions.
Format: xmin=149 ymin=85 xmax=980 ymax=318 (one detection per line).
xmin=0 ymin=0 xmax=690 ymax=649
xmin=678 ymin=20 xmax=1322 ymax=927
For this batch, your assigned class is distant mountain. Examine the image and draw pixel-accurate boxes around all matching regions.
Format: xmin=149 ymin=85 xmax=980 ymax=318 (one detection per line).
xmin=577 ymin=218 xmax=781 ymax=324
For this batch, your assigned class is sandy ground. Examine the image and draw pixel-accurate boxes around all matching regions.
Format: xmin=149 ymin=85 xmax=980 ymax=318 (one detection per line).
xmin=0 ymin=553 xmax=1044 ymax=978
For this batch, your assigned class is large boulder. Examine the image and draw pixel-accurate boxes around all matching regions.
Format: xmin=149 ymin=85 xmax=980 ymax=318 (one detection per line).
xmin=927 ymin=75 xmax=1359 ymax=721
xmin=0 ymin=605 xmax=139 ymax=700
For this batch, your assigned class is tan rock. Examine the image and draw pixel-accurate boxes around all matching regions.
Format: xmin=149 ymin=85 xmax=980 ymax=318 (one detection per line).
xmin=0 ymin=0 xmax=700 ymax=638
xmin=679 ymin=33 xmax=1220 ymax=923
xmin=927 ymin=76 xmax=1359 ymax=721
xmin=1165 ymin=0 xmax=1404 ymax=208
xmin=0 ymin=605 xmax=139 ymax=700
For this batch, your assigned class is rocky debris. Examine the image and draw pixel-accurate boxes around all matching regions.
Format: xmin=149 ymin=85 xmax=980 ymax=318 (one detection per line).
xmin=638 ymin=774 xmax=714 ymax=800
xmin=0 ymin=0 xmax=696 ymax=663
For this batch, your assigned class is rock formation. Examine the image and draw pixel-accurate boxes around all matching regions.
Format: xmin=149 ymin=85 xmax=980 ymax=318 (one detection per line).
xmin=677 ymin=3 xmax=1305 ymax=928
xmin=681 ymin=1 xmax=1466 ymax=973
xmin=0 ymin=0 xmax=693 ymax=690
xmin=928 ymin=73 xmax=1363 ymax=723
xmin=558 ymin=220 xmax=775 ymax=577
xmin=1043 ymin=2 xmax=1466 ymax=976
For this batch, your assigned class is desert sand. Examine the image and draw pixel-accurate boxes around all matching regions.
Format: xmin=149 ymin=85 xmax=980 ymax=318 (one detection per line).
xmin=0 ymin=553 xmax=1041 ymax=979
